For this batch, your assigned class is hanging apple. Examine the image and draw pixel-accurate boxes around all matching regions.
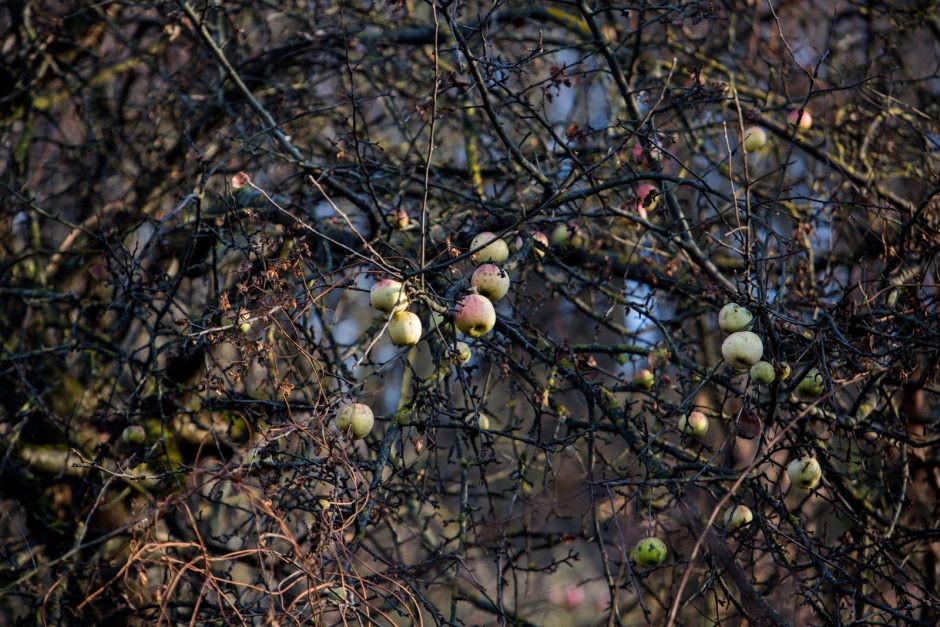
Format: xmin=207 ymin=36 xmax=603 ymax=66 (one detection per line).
xmin=370 ymin=278 xmax=409 ymax=313
xmin=336 ymin=403 xmax=375 ymax=440
xmin=721 ymin=331 xmax=763 ymax=369
xmin=454 ymin=294 xmax=496 ymax=338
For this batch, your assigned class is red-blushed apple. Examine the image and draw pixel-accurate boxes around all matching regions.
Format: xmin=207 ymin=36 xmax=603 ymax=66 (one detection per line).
xmin=370 ymin=278 xmax=408 ymax=313
xmin=633 ymin=368 xmax=655 ymax=389
xmin=718 ymin=303 xmax=753 ymax=333
xmin=787 ymin=455 xmax=822 ymax=489
xmin=631 ymin=536 xmax=667 ymax=568
xmin=471 ymin=263 xmax=510 ymax=301
xmin=787 ymin=108 xmax=812 ymax=130
xmin=454 ymin=294 xmax=496 ymax=338
xmin=721 ymin=331 xmax=763 ymax=369
xmin=679 ymin=410 xmax=709 ymax=437
xmin=388 ymin=311 xmax=422 ymax=346
xmin=336 ymin=403 xmax=374 ymax=440
xmin=795 ymin=368 xmax=825 ymax=399
xmin=750 ymin=361 xmax=775 ymax=384
xmin=743 ymin=125 xmax=767 ymax=152
xmin=631 ymin=140 xmax=645 ymax=163
xmin=470 ymin=231 xmax=509 ymax=264
xmin=634 ymin=183 xmax=659 ymax=219
xmin=386 ymin=208 xmax=409 ymax=230
xmin=724 ymin=504 xmax=753 ymax=531
xmin=512 ymin=230 xmax=549 ymax=258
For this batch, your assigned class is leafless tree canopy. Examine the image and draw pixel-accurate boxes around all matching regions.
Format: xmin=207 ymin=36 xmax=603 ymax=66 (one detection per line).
xmin=2 ymin=1 xmax=940 ymax=624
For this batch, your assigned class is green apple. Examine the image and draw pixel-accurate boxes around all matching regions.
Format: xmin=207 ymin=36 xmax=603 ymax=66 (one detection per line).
xmin=455 ymin=341 xmax=472 ymax=364
xmin=122 ymin=425 xmax=146 ymax=445
xmin=724 ymin=504 xmax=753 ymax=532
xmin=721 ymin=331 xmax=763 ymax=369
xmin=388 ymin=311 xmax=422 ymax=346
xmin=631 ymin=537 xmax=667 ymax=568
xmin=370 ymin=278 xmax=409 ymax=313
xmin=787 ymin=456 xmax=822 ymax=489
xmin=718 ymin=303 xmax=753 ymax=333
xmin=470 ymin=232 xmax=509 ymax=264
xmin=336 ymin=403 xmax=375 ymax=440
xmin=750 ymin=361 xmax=775 ymax=384
xmin=795 ymin=368 xmax=825 ymax=399
xmin=743 ymin=126 xmax=767 ymax=152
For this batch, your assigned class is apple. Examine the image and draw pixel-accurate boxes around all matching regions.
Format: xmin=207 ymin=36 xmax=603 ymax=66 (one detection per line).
xmin=635 ymin=183 xmax=659 ymax=216
xmin=750 ymin=361 xmax=775 ymax=384
xmin=454 ymin=294 xmax=496 ymax=338
xmin=513 ymin=230 xmax=549 ymax=258
xmin=631 ymin=140 xmax=645 ymax=163
xmin=551 ymin=222 xmax=587 ymax=248
xmin=787 ymin=108 xmax=812 ymax=131
xmin=122 ymin=425 xmax=146 ymax=445
xmin=471 ymin=263 xmax=510 ymax=301
xmin=721 ymin=331 xmax=763 ymax=369
xmin=631 ymin=536 xmax=667 ymax=568
xmin=386 ymin=208 xmax=409 ymax=230
xmin=477 ymin=414 xmax=490 ymax=430
xmin=718 ymin=303 xmax=753 ymax=333
xmin=455 ymin=341 xmax=472 ymax=364
xmin=795 ymin=368 xmax=825 ymax=399
xmin=679 ymin=410 xmax=709 ymax=437
xmin=388 ymin=311 xmax=422 ymax=346
xmin=787 ymin=456 xmax=822 ymax=489
xmin=633 ymin=368 xmax=655 ymax=390
xmin=743 ymin=126 xmax=767 ymax=152
xmin=470 ymin=232 xmax=509 ymax=264
xmin=336 ymin=403 xmax=374 ymax=440
xmin=370 ymin=278 xmax=408 ymax=313
xmin=724 ymin=504 xmax=753 ymax=532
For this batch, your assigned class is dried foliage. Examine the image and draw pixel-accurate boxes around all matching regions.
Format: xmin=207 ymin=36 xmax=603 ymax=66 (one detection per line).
xmin=2 ymin=1 xmax=940 ymax=625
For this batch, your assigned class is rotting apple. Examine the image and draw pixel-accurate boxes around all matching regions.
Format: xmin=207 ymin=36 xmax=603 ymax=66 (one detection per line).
xmin=787 ymin=455 xmax=822 ymax=489
xmin=471 ymin=263 xmax=510 ymax=301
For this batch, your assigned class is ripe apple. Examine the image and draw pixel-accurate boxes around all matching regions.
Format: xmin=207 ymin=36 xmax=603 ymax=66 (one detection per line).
xmin=388 ymin=311 xmax=422 ymax=346
xmin=470 ymin=232 xmax=509 ymax=264
xmin=679 ymin=410 xmax=709 ymax=437
xmin=721 ymin=331 xmax=763 ymax=369
xmin=743 ymin=126 xmax=767 ymax=152
xmin=455 ymin=341 xmax=472 ymax=364
xmin=750 ymin=361 xmax=775 ymax=384
xmin=122 ymin=425 xmax=146 ymax=445
xmin=512 ymin=230 xmax=549 ymax=258
xmin=336 ymin=403 xmax=374 ymax=440
xmin=718 ymin=303 xmax=753 ymax=333
xmin=386 ymin=208 xmax=409 ymax=230
xmin=724 ymin=504 xmax=753 ymax=532
xmin=787 ymin=108 xmax=812 ymax=131
xmin=635 ymin=183 xmax=659 ymax=217
xmin=471 ymin=263 xmax=510 ymax=301
xmin=633 ymin=368 xmax=655 ymax=390
xmin=787 ymin=456 xmax=822 ymax=489
xmin=454 ymin=294 xmax=496 ymax=338
xmin=795 ymin=368 xmax=825 ymax=399
xmin=631 ymin=536 xmax=667 ymax=568
xmin=370 ymin=278 xmax=408 ymax=313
